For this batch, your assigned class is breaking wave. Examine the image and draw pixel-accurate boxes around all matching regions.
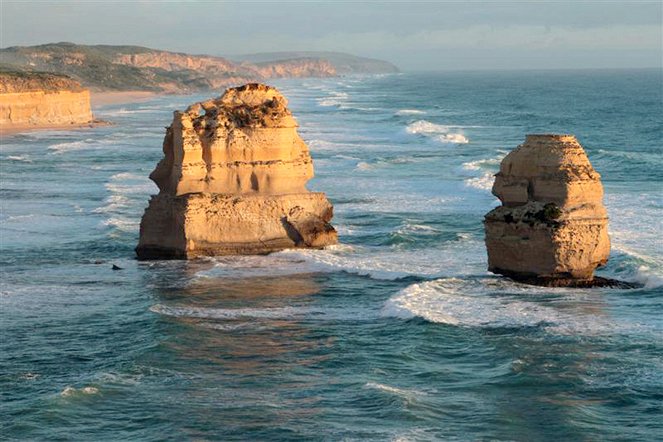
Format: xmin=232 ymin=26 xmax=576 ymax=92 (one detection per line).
xmin=405 ymin=120 xmax=469 ymax=144
xmin=382 ymin=277 xmax=655 ymax=335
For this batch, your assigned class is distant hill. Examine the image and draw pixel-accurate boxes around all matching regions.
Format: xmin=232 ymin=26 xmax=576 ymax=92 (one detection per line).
xmin=0 ymin=43 xmax=399 ymax=93
xmin=233 ymin=51 xmax=399 ymax=74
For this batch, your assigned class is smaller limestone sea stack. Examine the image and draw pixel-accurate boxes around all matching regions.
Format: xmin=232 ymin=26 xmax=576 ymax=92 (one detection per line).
xmin=484 ymin=134 xmax=619 ymax=287
xmin=136 ymin=83 xmax=337 ymax=259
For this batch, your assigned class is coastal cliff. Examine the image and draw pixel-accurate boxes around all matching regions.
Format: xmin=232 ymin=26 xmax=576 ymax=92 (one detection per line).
xmin=136 ymin=83 xmax=337 ymax=259
xmin=249 ymin=58 xmax=336 ymax=78
xmin=0 ymin=70 xmax=93 ymax=128
xmin=484 ymin=135 xmax=614 ymax=287
xmin=0 ymin=43 xmax=393 ymax=93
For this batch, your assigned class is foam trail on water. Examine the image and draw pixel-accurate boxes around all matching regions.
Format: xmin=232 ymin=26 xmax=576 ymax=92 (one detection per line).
xmin=382 ymin=277 xmax=656 ymax=335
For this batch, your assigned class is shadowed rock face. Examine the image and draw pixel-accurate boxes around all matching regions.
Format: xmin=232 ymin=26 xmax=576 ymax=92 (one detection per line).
xmin=136 ymin=83 xmax=337 ymax=259
xmin=484 ymin=135 xmax=611 ymax=287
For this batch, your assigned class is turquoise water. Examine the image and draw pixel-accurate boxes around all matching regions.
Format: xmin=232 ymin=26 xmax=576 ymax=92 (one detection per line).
xmin=1 ymin=70 xmax=662 ymax=441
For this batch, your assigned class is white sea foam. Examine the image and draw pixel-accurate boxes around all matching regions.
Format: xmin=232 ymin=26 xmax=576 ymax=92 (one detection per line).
xmin=406 ymin=120 xmax=451 ymax=135
xmin=364 ymin=382 xmax=427 ymax=398
xmin=461 ymin=156 xmax=503 ymax=191
xmin=462 ymin=158 xmax=502 ymax=171
xmin=464 ymin=172 xmax=495 ymax=191
xmin=437 ymin=133 xmax=469 ymax=144
xmin=61 ymin=386 xmax=99 ymax=397
xmin=317 ymin=91 xmax=349 ymax=107
xmin=102 ymin=217 xmax=139 ymax=232
xmin=394 ymin=222 xmax=440 ymax=236
xmin=405 ymin=120 xmax=469 ymax=144
xmin=6 ymin=155 xmax=32 ymax=162
xmin=395 ymin=109 xmax=426 ymax=116
xmin=47 ymin=137 xmax=116 ymax=154
xmin=275 ymin=238 xmax=485 ymax=280
xmin=48 ymin=140 xmax=90 ymax=154
xmin=150 ymin=304 xmax=313 ymax=320
xmin=382 ymin=277 xmax=652 ymax=335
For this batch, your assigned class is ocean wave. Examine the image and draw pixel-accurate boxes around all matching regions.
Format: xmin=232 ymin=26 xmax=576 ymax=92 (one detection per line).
xmin=462 ymin=158 xmax=502 ymax=171
xmin=395 ymin=109 xmax=426 ymax=116
xmin=464 ymin=173 xmax=495 ymax=191
xmin=47 ymin=137 xmax=116 ymax=154
xmin=382 ymin=277 xmax=653 ymax=335
xmin=61 ymin=386 xmax=99 ymax=397
xmin=102 ymin=217 xmax=139 ymax=232
xmin=405 ymin=120 xmax=469 ymax=144
xmin=437 ymin=133 xmax=469 ymax=144
xmin=6 ymin=155 xmax=32 ymax=162
xmin=461 ymin=156 xmax=502 ymax=191
xmin=354 ymin=157 xmax=415 ymax=171
xmin=364 ymin=382 xmax=427 ymax=399
xmin=317 ymin=91 xmax=349 ymax=107
xmin=405 ymin=120 xmax=451 ymax=135
xmin=150 ymin=304 xmax=313 ymax=320
xmin=276 ymin=238 xmax=484 ymax=280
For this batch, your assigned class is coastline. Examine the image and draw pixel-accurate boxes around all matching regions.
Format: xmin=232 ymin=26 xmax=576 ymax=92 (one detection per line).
xmin=0 ymin=120 xmax=111 ymax=137
xmin=91 ymin=90 xmax=158 ymax=107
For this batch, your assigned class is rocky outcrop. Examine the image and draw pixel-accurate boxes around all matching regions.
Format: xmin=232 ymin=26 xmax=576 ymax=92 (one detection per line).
xmin=484 ymin=135 xmax=612 ymax=287
xmin=0 ymin=71 xmax=93 ymax=128
xmin=136 ymin=83 xmax=337 ymax=259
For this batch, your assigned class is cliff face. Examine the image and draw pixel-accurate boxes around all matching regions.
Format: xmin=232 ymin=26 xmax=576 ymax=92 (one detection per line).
xmin=0 ymin=43 xmax=386 ymax=93
xmin=0 ymin=71 xmax=93 ymax=127
xmin=250 ymin=58 xmax=336 ymax=78
xmin=484 ymin=135 xmax=610 ymax=286
xmin=136 ymin=83 xmax=337 ymax=259
xmin=234 ymin=51 xmax=400 ymax=74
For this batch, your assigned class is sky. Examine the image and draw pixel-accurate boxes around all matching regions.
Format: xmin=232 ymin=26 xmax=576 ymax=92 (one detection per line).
xmin=1 ymin=1 xmax=661 ymax=71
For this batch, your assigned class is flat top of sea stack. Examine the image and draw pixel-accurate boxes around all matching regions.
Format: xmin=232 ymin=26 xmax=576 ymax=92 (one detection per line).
xmin=183 ymin=83 xmax=296 ymax=129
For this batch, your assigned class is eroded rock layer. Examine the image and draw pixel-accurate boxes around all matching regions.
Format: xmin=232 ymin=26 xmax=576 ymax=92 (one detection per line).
xmin=484 ymin=134 xmax=610 ymax=286
xmin=0 ymin=71 xmax=93 ymax=128
xmin=137 ymin=83 xmax=337 ymax=259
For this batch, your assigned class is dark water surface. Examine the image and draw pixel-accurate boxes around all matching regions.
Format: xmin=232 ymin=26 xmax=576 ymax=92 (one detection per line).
xmin=1 ymin=70 xmax=662 ymax=440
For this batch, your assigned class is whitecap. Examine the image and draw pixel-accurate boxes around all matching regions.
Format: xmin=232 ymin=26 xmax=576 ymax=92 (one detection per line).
xmin=48 ymin=140 xmax=89 ymax=154
xmin=395 ymin=109 xmax=426 ymax=116
xmin=405 ymin=120 xmax=450 ymax=135
xmin=405 ymin=120 xmax=469 ymax=144
xmin=317 ymin=91 xmax=349 ymax=107
xmin=6 ymin=155 xmax=32 ymax=162
xmin=436 ymin=133 xmax=468 ymax=144
xmin=462 ymin=158 xmax=502 ymax=171
xmin=102 ymin=217 xmax=139 ymax=232
xmin=61 ymin=386 xmax=99 ymax=397
xmin=364 ymin=382 xmax=427 ymax=398
xmin=464 ymin=172 xmax=495 ymax=191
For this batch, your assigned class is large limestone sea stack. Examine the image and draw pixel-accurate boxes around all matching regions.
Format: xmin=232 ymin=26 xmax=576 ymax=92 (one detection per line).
xmin=484 ymin=134 xmax=612 ymax=287
xmin=136 ymin=83 xmax=337 ymax=259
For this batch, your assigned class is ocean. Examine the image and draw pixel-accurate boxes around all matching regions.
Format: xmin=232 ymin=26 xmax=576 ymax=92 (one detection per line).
xmin=1 ymin=69 xmax=662 ymax=441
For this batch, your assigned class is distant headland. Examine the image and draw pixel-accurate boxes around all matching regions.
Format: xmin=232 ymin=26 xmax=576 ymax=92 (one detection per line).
xmin=0 ymin=42 xmax=399 ymax=94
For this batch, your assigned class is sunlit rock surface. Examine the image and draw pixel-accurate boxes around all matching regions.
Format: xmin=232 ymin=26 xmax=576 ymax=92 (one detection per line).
xmin=484 ymin=134 xmax=614 ymax=287
xmin=136 ymin=83 xmax=337 ymax=259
